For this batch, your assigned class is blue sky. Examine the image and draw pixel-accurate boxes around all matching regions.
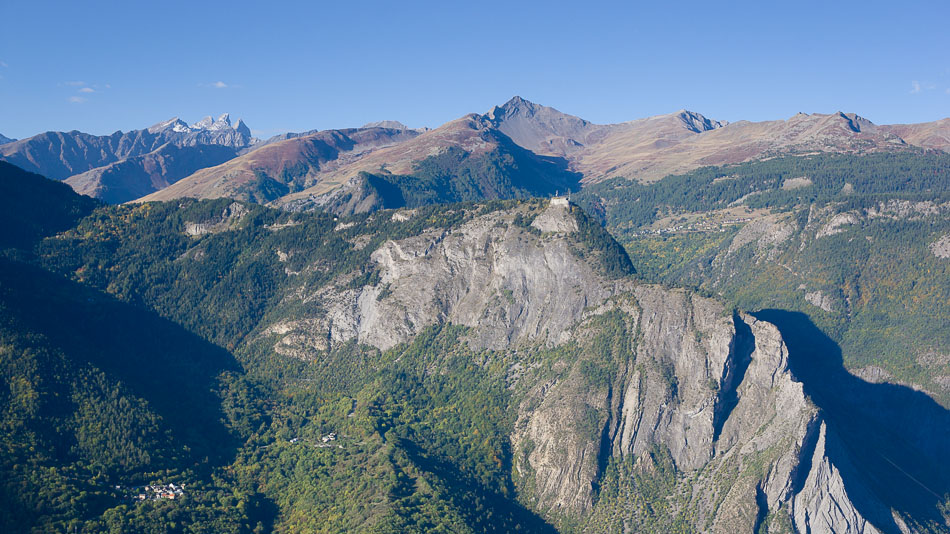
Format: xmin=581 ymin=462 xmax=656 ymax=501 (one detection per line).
xmin=1 ymin=0 xmax=948 ymax=139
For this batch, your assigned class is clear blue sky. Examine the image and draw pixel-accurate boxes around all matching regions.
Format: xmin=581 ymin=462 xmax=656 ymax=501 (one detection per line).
xmin=1 ymin=0 xmax=948 ymax=139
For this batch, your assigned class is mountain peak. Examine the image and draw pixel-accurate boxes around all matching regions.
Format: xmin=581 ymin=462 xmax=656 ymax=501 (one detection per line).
xmin=482 ymin=96 xmax=596 ymax=157
xmin=192 ymin=116 xmax=214 ymax=129
xmin=835 ymin=111 xmax=875 ymax=133
xmin=209 ymin=113 xmax=232 ymax=130
xmin=148 ymin=117 xmax=191 ymax=134
xmin=192 ymin=114 xmax=230 ymax=130
xmin=487 ymin=96 xmax=546 ymax=120
xmin=361 ymin=120 xmax=410 ymax=130
xmin=502 ymin=95 xmax=533 ymax=109
xmin=673 ymin=110 xmax=726 ymax=133
xmin=234 ymin=118 xmax=251 ymax=137
xmin=0 ymin=132 xmax=17 ymax=145
xmin=487 ymin=96 xmax=585 ymax=123
xmin=149 ymin=114 xmax=248 ymax=135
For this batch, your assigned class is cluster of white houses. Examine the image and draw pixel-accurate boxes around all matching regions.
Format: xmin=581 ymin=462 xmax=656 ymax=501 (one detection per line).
xmin=630 ymin=217 xmax=754 ymax=236
xmin=289 ymin=432 xmax=341 ymax=448
xmin=133 ymin=483 xmax=185 ymax=501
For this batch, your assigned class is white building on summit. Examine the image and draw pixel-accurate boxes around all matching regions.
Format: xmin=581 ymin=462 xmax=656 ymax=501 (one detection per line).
xmin=551 ymin=192 xmax=572 ymax=208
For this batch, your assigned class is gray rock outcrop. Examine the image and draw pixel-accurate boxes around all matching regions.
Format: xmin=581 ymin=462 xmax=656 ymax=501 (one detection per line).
xmin=259 ymin=201 xmax=915 ymax=533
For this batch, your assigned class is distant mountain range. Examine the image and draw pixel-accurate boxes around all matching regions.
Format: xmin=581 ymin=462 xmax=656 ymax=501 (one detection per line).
xmin=0 ymin=113 xmax=254 ymax=202
xmin=0 ymin=133 xmax=15 ymax=145
xmin=2 ymin=98 xmax=949 ymax=205
xmin=143 ymin=112 xmax=582 ymax=214
xmin=484 ymin=97 xmax=950 ymax=182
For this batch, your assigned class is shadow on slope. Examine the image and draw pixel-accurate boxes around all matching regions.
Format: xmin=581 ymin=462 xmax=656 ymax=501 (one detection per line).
xmin=753 ymin=309 xmax=950 ymax=530
xmin=350 ymin=136 xmax=583 ymax=214
xmin=0 ymin=161 xmax=99 ymax=250
xmin=0 ymin=257 xmax=243 ymax=469
xmin=397 ymin=437 xmax=559 ymax=534
xmin=713 ymin=311 xmax=756 ymax=443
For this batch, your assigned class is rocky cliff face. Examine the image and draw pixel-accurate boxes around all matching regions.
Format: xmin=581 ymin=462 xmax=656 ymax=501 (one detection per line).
xmin=255 ymin=200 xmax=917 ymax=532
xmin=267 ymin=202 xmax=613 ymax=353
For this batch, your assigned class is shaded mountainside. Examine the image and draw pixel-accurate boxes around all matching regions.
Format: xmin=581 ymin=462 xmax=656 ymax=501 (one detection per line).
xmin=0 ymin=161 xmax=99 ymax=249
xmin=0 ymin=166 xmax=270 ymax=533
xmin=0 ymin=257 xmax=262 ymax=533
xmin=755 ymin=310 xmax=950 ymax=529
xmin=1 ymin=169 xmax=943 ymax=533
xmin=283 ymin=134 xmax=582 ymax=215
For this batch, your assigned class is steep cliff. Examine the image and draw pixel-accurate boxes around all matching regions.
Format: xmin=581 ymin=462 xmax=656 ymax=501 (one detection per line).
xmin=253 ymin=199 xmax=926 ymax=532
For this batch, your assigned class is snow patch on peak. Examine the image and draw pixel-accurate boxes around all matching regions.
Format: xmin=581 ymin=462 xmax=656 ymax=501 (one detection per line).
xmin=178 ymin=114 xmax=245 ymax=132
xmin=147 ymin=114 xmax=252 ymax=139
xmin=209 ymin=113 xmax=232 ymax=130
xmin=148 ymin=117 xmax=191 ymax=134
xmin=192 ymin=116 xmax=215 ymax=130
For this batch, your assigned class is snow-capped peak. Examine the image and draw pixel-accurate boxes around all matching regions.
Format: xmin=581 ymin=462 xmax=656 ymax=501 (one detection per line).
xmin=191 ymin=113 xmax=234 ymax=131
xmin=148 ymin=114 xmax=250 ymax=137
xmin=192 ymin=116 xmax=215 ymax=130
xmin=148 ymin=117 xmax=192 ymax=134
xmin=208 ymin=114 xmax=233 ymax=131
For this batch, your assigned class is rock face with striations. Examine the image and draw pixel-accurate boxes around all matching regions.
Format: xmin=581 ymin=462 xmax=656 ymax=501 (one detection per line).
xmin=311 ymin=202 xmax=615 ymax=352
xmin=258 ymin=200 xmax=912 ymax=533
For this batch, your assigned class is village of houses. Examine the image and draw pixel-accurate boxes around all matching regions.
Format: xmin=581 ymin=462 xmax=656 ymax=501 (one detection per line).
xmin=627 ymin=205 xmax=766 ymax=237
xmin=290 ymin=431 xmax=343 ymax=448
xmin=112 ymin=432 xmax=344 ymax=504
xmin=112 ymin=482 xmax=185 ymax=502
